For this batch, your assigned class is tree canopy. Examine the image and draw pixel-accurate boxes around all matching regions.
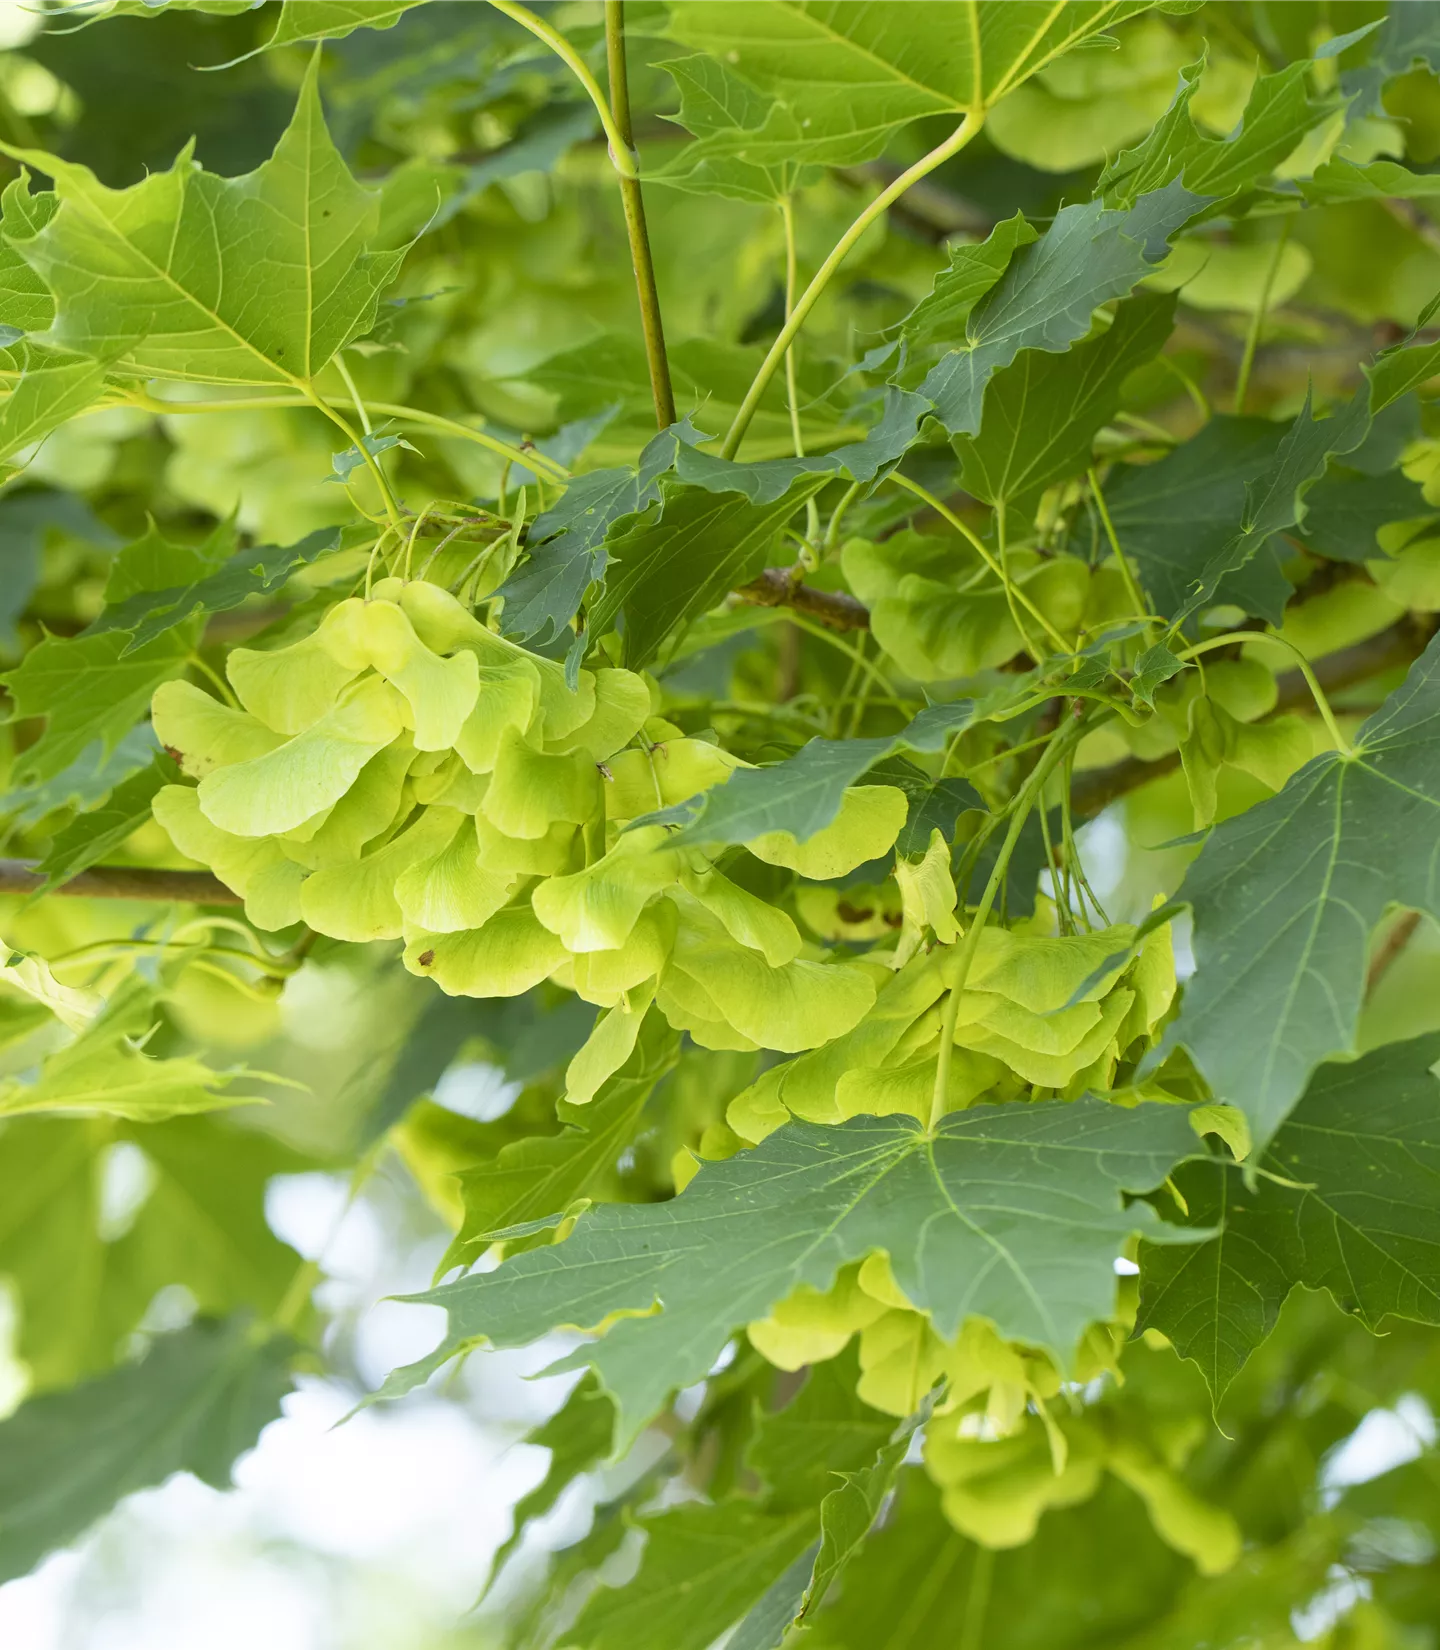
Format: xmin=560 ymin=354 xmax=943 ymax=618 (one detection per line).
xmin=3 ymin=2 xmax=1440 ymax=1644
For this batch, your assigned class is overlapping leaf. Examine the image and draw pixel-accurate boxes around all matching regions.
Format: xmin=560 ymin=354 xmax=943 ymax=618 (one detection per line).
xmin=1141 ymin=1034 xmax=1440 ymax=1399
xmin=585 ymin=475 xmax=828 ymax=670
xmin=1 ymin=52 xmax=401 ymax=387
xmin=446 ymin=1022 xmax=678 ymax=1266
xmin=906 ymin=182 xmax=1202 ymax=437
xmin=957 ymin=291 xmax=1176 ymax=517
xmin=386 ymin=1099 xmax=1200 ymax=1445
xmin=1167 ymin=632 xmax=1440 ymax=1155
xmin=667 ymin=1 xmax=1160 ymax=167
xmin=1102 ymin=415 xmax=1292 ymax=623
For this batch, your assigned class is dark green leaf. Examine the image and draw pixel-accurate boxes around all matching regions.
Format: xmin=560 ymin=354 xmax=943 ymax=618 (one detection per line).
xmin=1176 ymin=387 xmax=1373 ymax=622
xmin=89 ymin=525 xmax=343 ymax=652
xmin=501 ymin=419 xmax=704 ymax=647
xmin=587 ymin=477 xmax=827 ymax=670
xmin=1295 ymin=465 xmax=1432 ymax=563
xmin=32 ymin=757 xmax=174 ymax=892
xmin=673 ymin=387 xmax=935 ymax=504
xmin=1130 ymin=643 xmax=1186 ymax=709
xmin=1103 ymin=60 xmax=1340 ymax=205
xmin=386 ymin=1099 xmax=1201 ymax=1445
xmin=1102 ymin=414 xmax=1292 ymax=623
xmin=0 ymin=1314 xmax=293 ymax=1586
xmin=652 ymin=694 xmax=1011 ymax=849
xmin=1140 ymin=1033 xmax=1440 ymax=1399
xmin=911 ymin=183 xmax=1202 ymax=438
xmin=1167 ymin=631 xmax=1440 ymax=1155
xmin=956 ymin=291 xmax=1177 ymax=517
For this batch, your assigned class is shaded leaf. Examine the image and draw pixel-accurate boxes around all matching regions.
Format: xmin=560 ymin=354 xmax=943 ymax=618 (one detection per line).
xmin=1102 ymin=415 xmax=1292 ymax=624
xmin=652 ymin=693 xmax=1018 ymax=849
xmin=1167 ymin=631 xmax=1440 ymax=1155
xmin=89 ymin=525 xmax=343 ymax=653
xmin=956 ymin=291 xmax=1177 ymax=517
xmin=911 ymin=182 xmax=1202 ymax=437
xmin=0 ymin=1314 xmax=292 ymax=1586
xmin=587 ymin=477 xmax=827 ymax=670
xmin=673 ymin=387 xmax=937 ymax=504
xmin=0 ymin=487 xmax=117 ymax=648
xmin=1295 ymin=465 xmax=1432 ymax=563
xmin=501 ymin=419 xmax=705 ymax=647
xmin=0 ymin=1111 xmax=311 ymax=1390
xmin=570 ymin=1501 xmax=816 ymax=1650
xmin=1140 ymin=1033 xmax=1440 ymax=1400
xmin=445 ymin=1020 xmax=679 ymax=1267
xmin=31 ymin=757 xmax=173 ymax=893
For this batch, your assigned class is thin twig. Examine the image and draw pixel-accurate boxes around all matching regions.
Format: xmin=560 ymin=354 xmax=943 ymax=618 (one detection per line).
xmin=1366 ymin=909 xmax=1423 ymax=998
xmin=722 ymin=111 xmax=986 ymax=459
xmin=605 ymin=0 xmax=675 ymax=429
xmin=733 ymin=568 xmax=870 ymax=630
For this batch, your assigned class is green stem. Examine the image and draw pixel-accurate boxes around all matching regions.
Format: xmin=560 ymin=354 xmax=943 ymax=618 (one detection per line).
xmin=1087 ymin=465 xmax=1151 ymax=625
xmin=1234 ymin=217 xmax=1292 ymax=416
xmin=367 ymin=402 xmax=567 ymax=482
xmin=786 ymin=612 xmax=914 ymax=717
xmin=1179 ymin=629 xmax=1352 ymax=754
xmin=605 ymin=0 xmax=676 ymax=430
xmin=488 ymin=0 xmax=638 ymax=178
xmin=888 ymin=472 xmax=1071 ymax=656
xmin=779 ymin=195 xmax=821 ymax=545
xmin=125 ymin=390 xmax=567 ymax=481
xmin=301 ymin=384 xmax=403 ymax=528
xmin=333 ymin=353 xmax=373 ymax=436
xmin=722 ymin=111 xmax=986 ymax=460
xmin=929 ymin=728 xmax=1075 ymax=1131
xmin=824 ymin=479 xmax=862 ymax=551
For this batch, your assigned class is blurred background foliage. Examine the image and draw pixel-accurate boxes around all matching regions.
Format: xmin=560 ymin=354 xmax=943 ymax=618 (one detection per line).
xmin=2 ymin=2 xmax=1440 ymax=1646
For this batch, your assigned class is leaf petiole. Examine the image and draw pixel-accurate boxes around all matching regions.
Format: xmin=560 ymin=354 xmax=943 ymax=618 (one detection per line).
xmin=722 ymin=110 xmax=986 ymax=459
xmin=887 ymin=472 xmax=1072 ymax=656
xmin=1179 ymin=630 xmax=1353 ymax=755
xmin=488 ymin=0 xmax=639 ymax=180
xmin=930 ymin=725 xmax=1080 ymax=1131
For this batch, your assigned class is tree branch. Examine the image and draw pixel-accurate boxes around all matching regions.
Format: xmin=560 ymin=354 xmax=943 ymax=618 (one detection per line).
xmin=733 ymin=568 xmax=870 ymax=630
xmin=0 ymin=860 xmax=240 ymax=903
xmin=8 ymin=622 xmax=1427 ymax=905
